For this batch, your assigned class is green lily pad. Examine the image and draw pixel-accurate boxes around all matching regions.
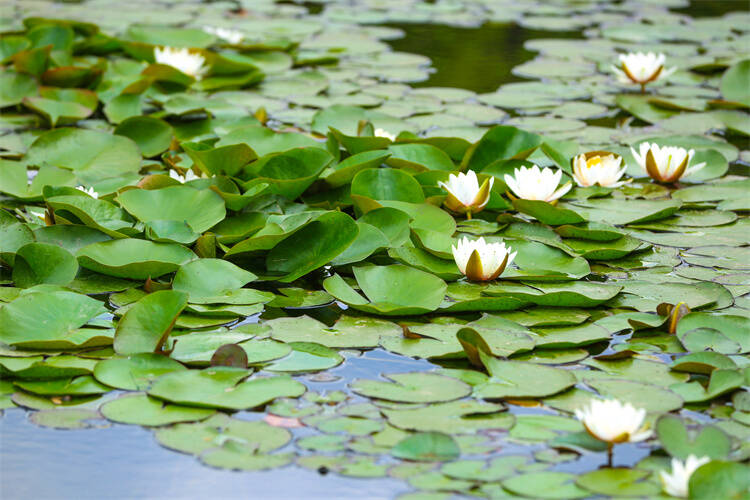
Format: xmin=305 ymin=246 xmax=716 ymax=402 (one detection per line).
xmin=12 ymin=242 xmax=79 ymax=288
xmin=351 ymin=373 xmax=471 ymax=404
xmin=324 ymin=265 xmax=447 ymax=316
xmin=392 ymin=432 xmax=460 ymax=462
xmin=0 ymin=288 xmax=106 ymax=349
xmin=113 ymin=290 xmax=187 ymax=355
xmin=77 ymin=239 xmax=195 ymax=279
xmin=100 ymin=393 xmax=215 ymax=426
xmin=117 ymin=185 xmax=226 ymax=234
xmin=148 ymin=368 xmax=305 ymax=410
xmin=93 ymin=353 xmax=186 ymax=391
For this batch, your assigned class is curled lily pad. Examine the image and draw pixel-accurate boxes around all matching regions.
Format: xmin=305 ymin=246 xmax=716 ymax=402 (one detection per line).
xmin=113 ymin=290 xmax=187 ymax=355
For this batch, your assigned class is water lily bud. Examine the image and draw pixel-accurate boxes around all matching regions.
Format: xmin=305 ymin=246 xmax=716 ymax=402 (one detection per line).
xmin=575 ymin=399 xmax=652 ymax=444
xmin=438 ymin=171 xmax=493 ymax=216
xmin=75 ymin=185 xmax=99 ymax=199
xmin=374 ymin=128 xmax=396 ymax=141
xmin=660 ymin=455 xmax=710 ymax=498
xmin=154 ymin=46 xmax=208 ymax=80
xmin=630 ymin=143 xmax=705 ymax=184
xmin=612 ymin=52 xmax=676 ymax=90
xmin=169 ymin=169 xmax=203 ymax=184
xmin=504 ymin=165 xmax=571 ymax=203
xmin=451 ymin=236 xmax=516 ymax=282
xmin=202 ymin=26 xmax=244 ymax=44
xmin=572 ymin=152 xmax=630 ymax=188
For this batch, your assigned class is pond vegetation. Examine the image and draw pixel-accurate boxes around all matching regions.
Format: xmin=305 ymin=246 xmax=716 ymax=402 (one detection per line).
xmin=0 ymin=0 xmax=749 ymax=498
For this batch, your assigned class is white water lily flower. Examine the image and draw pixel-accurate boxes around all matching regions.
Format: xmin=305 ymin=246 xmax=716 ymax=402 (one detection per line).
xmin=76 ymin=186 xmax=98 ymax=199
xmin=154 ymin=46 xmax=208 ymax=80
xmin=452 ymin=236 xmax=516 ymax=282
xmin=575 ymin=399 xmax=652 ymax=444
xmin=504 ymin=165 xmax=571 ymax=203
xmin=203 ymin=26 xmax=244 ymax=44
xmin=169 ymin=169 xmax=203 ymax=183
xmin=660 ymin=455 xmax=710 ymax=498
xmin=438 ymin=171 xmax=494 ymax=216
xmin=572 ymin=152 xmax=630 ymax=188
xmin=630 ymin=142 xmax=705 ymax=183
xmin=612 ymin=52 xmax=676 ymax=90
xmin=374 ymin=128 xmax=396 ymax=141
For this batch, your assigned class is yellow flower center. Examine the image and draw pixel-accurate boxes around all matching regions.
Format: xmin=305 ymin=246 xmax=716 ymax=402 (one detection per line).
xmin=586 ymin=157 xmax=602 ymax=169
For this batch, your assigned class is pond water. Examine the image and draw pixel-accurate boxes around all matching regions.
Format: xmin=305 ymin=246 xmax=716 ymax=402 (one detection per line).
xmin=1 ymin=0 xmax=749 ymax=498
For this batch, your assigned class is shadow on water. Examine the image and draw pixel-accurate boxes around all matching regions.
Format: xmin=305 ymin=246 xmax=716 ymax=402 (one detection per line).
xmin=384 ymin=23 xmax=582 ymax=93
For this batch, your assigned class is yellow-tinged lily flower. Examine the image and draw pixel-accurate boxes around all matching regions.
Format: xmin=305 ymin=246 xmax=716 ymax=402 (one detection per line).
xmin=76 ymin=186 xmax=98 ymax=199
xmin=452 ymin=236 xmax=516 ymax=282
xmin=202 ymin=26 xmax=244 ymax=44
xmin=374 ymin=128 xmax=396 ymax=141
xmin=572 ymin=152 xmax=630 ymax=188
xmin=504 ymin=165 xmax=571 ymax=203
xmin=631 ymin=142 xmax=705 ymax=184
xmin=660 ymin=455 xmax=710 ymax=498
xmin=575 ymin=399 xmax=652 ymax=445
xmin=439 ymin=171 xmax=493 ymax=216
xmin=612 ymin=52 xmax=676 ymax=91
xmin=154 ymin=46 xmax=208 ymax=80
xmin=169 ymin=169 xmax=203 ymax=183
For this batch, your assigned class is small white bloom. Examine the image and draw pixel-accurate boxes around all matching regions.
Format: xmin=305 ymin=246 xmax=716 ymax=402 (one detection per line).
xmin=660 ymin=455 xmax=710 ymax=498
xmin=504 ymin=165 xmax=572 ymax=203
xmin=612 ymin=52 xmax=676 ymax=86
xmin=374 ymin=128 xmax=396 ymax=141
xmin=202 ymin=26 xmax=244 ymax=44
xmin=154 ymin=46 xmax=208 ymax=80
xmin=630 ymin=142 xmax=706 ymax=183
xmin=438 ymin=171 xmax=494 ymax=215
xmin=451 ymin=236 xmax=516 ymax=282
xmin=76 ymin=185 xmax=99 ymax=199
xmin=572 ymin=153 xmax=629 ymax=188
xmin=169 ymin=169 xmax=202 ymax=183
xmin=575 ymin=399 xmax=652 ymax=444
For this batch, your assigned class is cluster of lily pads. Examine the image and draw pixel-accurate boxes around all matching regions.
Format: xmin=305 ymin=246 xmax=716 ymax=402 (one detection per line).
xmin=1 ymin=4 xmax=749 ymax=500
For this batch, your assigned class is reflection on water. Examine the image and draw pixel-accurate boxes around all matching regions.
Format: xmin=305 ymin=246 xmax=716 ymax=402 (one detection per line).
xmin=0 ymin=349 xmax=429 ymax=500
xmin=0 ymin=410 xmax=407 ymax=500
xmin=385 ymin=23 xmax=581 ymax=93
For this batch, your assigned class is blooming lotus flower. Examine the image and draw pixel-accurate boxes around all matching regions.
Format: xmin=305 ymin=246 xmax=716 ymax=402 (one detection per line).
xmin=575 ymin=399 xmax=652 ymax=445
xmin=374 ymin=128 xmax=396 ymax=141
xmin=154 ymin=47 xmax=208 ymax=80
xmin=438 ymin=171 xmax=494 ymax=217
xmin=76 ymin=186 xmax=98 ymax=199
xmin=660 ymin=455 xmax=710 ymax=498
xmin=504 ymin=165 xmax=571 ymax=204
xmin=572 ymin=152 xmax=630 ymax=188
xmin=452 ymin=236 xmax=516 ymax=282
xmin=169 ymin=169 xmax=202 ymax=183
xmin=630 ymin=143 xmax=705 ymax=184
xmin=203 ymin=26 xmax=244 ymax=44
xmin=612 ymin=52 xmax=676 ymax=91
